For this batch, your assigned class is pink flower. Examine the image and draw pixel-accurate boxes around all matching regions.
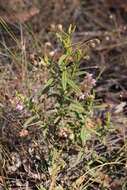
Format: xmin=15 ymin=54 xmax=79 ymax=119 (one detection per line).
xmin=90 ymin=78 xmax=96 ymax=86
xmin=85 ymin=73 xmax=96 ymax=89
xmin=87 ymin=73 xmax=93 ymax=78
xmin=84 ymin=92 xmax=90 ymax=98
xmin=78 ymin=92 xmax=90 ymax=100
xmin=17 ymin=104 xmax=23 ymax=111
xmin=79 ymin=93 xmax=85 ymax=100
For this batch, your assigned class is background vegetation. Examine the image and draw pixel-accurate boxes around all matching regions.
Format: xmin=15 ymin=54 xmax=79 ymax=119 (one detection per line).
xmin=0 ymin=0 xmax=127 ymax=189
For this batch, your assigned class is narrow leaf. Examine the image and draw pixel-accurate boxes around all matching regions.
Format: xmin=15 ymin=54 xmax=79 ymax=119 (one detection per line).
xmin=54 ymin=116 xmax=61 ymax=124
xmin=43 ymin=78 xmax=53 ymax=89
xmin=68 ymin=24 xmax=72 ymax=34
xmin=23 ymin=115 xmax=37 ymax=129
xmin=68 ymin=79 xmax=81 ymax=93
xmin=56 ymin=33 xmax=63 ymax=43
xmin=80 ymin=125 xmax=86 ymax=145
xmin=58 ymin=54 xmax=67 ymax=66
xmin=75 ymin=70 xmax=87 ymax=76
xmin=70 ymin=102 xmax=84 ymax=113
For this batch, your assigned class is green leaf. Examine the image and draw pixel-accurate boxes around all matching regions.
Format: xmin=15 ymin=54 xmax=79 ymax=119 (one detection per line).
xmin=80 ymin=125 xmax=86 ymax=145
xmin=62 ymin=70 xmax=67 ymax=91
xmin=58 ymin=54 xmax=67 ymax=66
xmin=75 ymin=70 xmax=87 ymax=76
xmin=78 ymin=150 xmax=83 ymax=161
xmin=54 ymin=116 xmax=61 ymax=124
xmin=68 ymin=24 xmax=72 ymax=35
xmin=68 ymin=79 xmax=81 ymax=93
xmin=69 ymin=100 xmax=85 ymax=113
xmin=42 ymin=78 xmax=54 ymax=93
xmin=56 ymin=33 xmax=63 ymax=43
xmin=81 ymin=125 xmax=93 ymax=145
xmin=23 ymin=115 xmax=38 ymax=129
xmin=55 ymin=185 xmax=64 ymax=190
xmin=68 ymin=24 xmax=76 ymax=35
xmin=37 ymin=186 xmax=46 ymax=190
